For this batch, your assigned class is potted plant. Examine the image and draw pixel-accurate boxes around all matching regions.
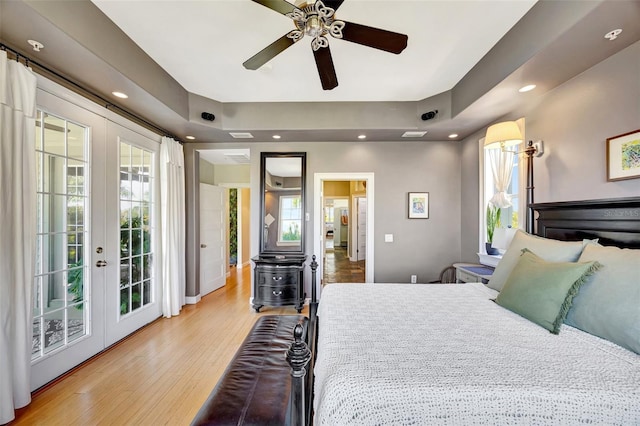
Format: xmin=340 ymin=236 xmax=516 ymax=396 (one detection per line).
xmin=486 ymin=204 xmax=501 ymax=255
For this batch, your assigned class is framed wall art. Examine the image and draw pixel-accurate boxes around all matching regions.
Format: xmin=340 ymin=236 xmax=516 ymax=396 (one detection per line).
xmin=607 ymin=129 xmax=640 ymax=181
xmin=408 ymin=192 xmax=429 ymax=219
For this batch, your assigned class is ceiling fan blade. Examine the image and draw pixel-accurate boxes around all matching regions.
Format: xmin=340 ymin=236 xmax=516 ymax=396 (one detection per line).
xmin=322 ymin=0 xmax=345 ymax=11
xmin=243 ymin=34 xmax=298 ymax=70
xmin=250 ymin=0 xmax=301 ymax=17
xmin=313 ymin=45 xmax=338 ymax=90
xmin=340 ymin=21 xmax=408 ymax=54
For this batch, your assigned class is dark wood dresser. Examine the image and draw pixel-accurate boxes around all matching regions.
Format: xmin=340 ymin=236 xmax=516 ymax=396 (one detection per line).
xmin=252 ymin=255 xmax=306 ymax=313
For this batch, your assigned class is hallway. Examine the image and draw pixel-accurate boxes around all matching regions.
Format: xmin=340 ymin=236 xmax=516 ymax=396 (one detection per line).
xmin=323 ymin=244 xmax=365 ymax=284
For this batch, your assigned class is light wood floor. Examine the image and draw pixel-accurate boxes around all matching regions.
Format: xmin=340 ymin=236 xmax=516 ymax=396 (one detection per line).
xmin=11 ymin=264 xmax=307 ymax=426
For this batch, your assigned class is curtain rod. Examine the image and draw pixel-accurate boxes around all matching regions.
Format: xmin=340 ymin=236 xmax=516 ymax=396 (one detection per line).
xmin=0 ymin=42 xmax=181 ymax=143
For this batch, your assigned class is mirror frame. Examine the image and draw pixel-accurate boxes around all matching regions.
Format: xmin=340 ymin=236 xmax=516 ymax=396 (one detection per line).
xmin=259 ymin=152 xmax=306 ymax=256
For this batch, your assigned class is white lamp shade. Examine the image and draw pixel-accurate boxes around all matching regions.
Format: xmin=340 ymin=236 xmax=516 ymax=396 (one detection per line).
xmin=484 ymin=121 xmax=523 ymax=149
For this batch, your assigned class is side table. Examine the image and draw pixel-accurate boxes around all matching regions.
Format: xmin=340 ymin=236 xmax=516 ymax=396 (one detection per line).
xmin=453 ymin=263 xmax=494 ymax=284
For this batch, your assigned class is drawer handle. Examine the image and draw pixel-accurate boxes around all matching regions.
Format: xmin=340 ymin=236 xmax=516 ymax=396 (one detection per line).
xmin=272 ymin=290 xmax=283 ymax=296
xmin=272 ymin=276 xmax=283 ymax=281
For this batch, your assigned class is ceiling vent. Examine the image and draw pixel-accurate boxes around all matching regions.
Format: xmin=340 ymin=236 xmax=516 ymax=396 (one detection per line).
xmin=224 ymin=153 xmax=250 ymax=164
xmin=229 ymin=132 xmax=254 ymax=139
xmin=402 ymin=131 xmax=427 ymax=138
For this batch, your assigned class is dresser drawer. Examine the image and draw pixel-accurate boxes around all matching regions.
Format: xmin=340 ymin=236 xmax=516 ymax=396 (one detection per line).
xmin=257 ymin=285 xmax=298 ymax=303
xmin=256 ymin=269 xmax=299 ymax=286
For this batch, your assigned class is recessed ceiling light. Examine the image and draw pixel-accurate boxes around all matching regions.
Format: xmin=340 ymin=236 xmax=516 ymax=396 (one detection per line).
xmin=272 ymin=135 xmax=281 ymax=139
xmin=112 ymin=91 xmax=128 ymax=99
xmin=358 ymin=134 xmax=366 ymax=139
xmin=604 ymin=29 xmax=622 ymax=41
xmin=402 ymin=131 xmax=427 ymax=138
xmin=185 ymin=135 xmax=195 ymax=140
xmin=448 ymin=134 xmax=458 ymax=139
xmin=518 ymin=84 xmax=536 ymax=93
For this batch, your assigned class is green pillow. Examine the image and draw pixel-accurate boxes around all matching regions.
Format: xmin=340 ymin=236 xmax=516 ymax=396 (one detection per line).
xmin=495 ymin=249 xmax=600 ymax=334
xmin=487 ymin=230 xmax=587 ymax=292
xmin=566 ymin=244 xmax=640 ymax=354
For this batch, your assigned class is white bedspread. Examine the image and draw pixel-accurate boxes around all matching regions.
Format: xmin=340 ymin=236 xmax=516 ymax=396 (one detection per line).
xmin=314 ymin=283 xmax=640 ymax=425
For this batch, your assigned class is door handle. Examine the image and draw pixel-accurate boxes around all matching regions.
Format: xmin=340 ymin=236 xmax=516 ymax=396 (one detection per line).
xmin=96 ymin=260 xmax=108 ymax=267
xmin=201 ymin=244 xmax=207 ymax=248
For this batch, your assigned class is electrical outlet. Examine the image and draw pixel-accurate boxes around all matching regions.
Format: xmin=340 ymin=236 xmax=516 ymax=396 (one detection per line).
xmin=410 ymin=275 xmax=417 ymax=284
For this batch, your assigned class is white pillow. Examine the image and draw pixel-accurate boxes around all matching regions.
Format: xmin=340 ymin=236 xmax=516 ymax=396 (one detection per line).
xmin=487 ymin=230 xmax=586 ymax=292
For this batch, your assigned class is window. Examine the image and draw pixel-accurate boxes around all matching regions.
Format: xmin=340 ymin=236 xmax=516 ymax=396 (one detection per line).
xmin=480 ymin=120 xmax=524 ymax=254
xmin=278 ymin=195 xmax=302 ymax=243
xmin=484 ymin=148 xmax=519 ymax=229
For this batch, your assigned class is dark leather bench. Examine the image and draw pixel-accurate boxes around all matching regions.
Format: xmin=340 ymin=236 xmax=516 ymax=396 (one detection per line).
xmin=191 ymin=315 xmax=308 ymax=426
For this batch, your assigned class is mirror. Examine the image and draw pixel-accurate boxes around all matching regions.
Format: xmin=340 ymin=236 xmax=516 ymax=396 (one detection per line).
xmin=259 ymin=152 xmax=306 ymax=255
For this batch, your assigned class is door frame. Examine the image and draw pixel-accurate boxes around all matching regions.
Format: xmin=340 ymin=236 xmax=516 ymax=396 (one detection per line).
xmin=313 ymin=173 xmax=374 ymax=283
xmin=353 ymin=195 xmax=367 ymax=261
xmin=32 ymin=75 xmax=163 ymax=390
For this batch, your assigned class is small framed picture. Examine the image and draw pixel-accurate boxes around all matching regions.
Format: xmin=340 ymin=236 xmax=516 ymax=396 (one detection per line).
xmin=607 ymin=129 xmax=640 ymax=181
xmin=408 ymin=192 xmax=429 ymax=219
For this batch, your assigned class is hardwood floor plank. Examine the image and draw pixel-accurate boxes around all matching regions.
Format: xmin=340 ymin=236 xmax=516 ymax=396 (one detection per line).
xmin=10 ymin=264 xmax=307 ymax=425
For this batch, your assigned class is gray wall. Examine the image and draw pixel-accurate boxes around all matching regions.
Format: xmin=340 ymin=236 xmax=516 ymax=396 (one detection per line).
xmin=185 ymin=141 xmax=461 ymax=298
xmin=460 ymin=40 xmax=640 ymax=261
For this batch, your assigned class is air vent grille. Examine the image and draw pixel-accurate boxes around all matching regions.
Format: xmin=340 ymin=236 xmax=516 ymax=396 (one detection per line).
xmin=224 ymin=153 xmax=250 ymax=164
xmin=402 ymin=131 xmax=427 ymax=138
xmin=229 ymin=132 xmax=254 ymax=139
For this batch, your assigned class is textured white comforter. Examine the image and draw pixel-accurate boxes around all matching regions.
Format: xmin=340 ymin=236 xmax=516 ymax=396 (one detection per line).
xmin=314 ymin=283 xmax=640 ymax=425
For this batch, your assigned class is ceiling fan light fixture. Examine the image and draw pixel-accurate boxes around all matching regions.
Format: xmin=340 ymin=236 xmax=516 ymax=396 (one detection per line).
xmin=305 ymin=15 xmax=322 ymax=38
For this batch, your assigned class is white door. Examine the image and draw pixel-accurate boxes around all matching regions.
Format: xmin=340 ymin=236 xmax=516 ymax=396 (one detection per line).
xmin=104 ymin=122 xmax=162 ymax=346
xmin=31 ymin=84 xmax=162 ymax=390
xmin=31 ymin=90 xmax=106 ymax=390
xmin=357 ymin=197 xmax=367 ymax=261
xmin=200 ymin=183 xmax=226 ymax=296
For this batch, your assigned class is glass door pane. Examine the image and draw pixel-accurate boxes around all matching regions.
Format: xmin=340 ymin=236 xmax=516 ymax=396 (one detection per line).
xmin=33 ymin=111 xmax=88 ymax=360
xmin=118 ymin=141 xmax=155 ymax=317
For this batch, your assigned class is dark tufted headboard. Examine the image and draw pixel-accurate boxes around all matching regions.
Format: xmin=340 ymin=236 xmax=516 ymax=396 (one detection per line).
xmin=531 ymin=197 xmax=640 ymax=249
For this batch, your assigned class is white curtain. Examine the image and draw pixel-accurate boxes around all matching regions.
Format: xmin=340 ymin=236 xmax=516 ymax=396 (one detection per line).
xmin=488 ymin=148 xmax=516 ymax=208
xmin=160 ymin=137 xmax=186 ymax=318
xmin=0 ymin=51 xmax=37 ymax=423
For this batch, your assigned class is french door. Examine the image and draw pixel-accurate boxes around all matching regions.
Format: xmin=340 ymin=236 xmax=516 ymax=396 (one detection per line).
xmin=104 ymin=122 xmax=161 ymax=346
xmin=31 ymin=83 xmax=161 ymax=390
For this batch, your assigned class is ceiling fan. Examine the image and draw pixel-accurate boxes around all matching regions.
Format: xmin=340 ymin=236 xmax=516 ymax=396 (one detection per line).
xmin=243 ymin=0 xmax=408 ymax=90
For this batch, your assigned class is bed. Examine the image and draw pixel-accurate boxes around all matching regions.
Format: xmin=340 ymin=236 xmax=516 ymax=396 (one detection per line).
xmin=297 ymin=197 xmax=640 ymax=425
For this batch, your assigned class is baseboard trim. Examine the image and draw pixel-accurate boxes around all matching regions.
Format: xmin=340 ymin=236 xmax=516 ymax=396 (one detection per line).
xmin=185 ymin=295 xmax=201 ymax=305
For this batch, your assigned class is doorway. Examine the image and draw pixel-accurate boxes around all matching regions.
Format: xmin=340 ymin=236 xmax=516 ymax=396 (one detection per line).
xmin=313 ymin=173 xmax=374 ymax=286
xmin=196 ymin=150 xmax=251 ymax=297
xmin=322 ymin=196 xmax=362 ymax=283
xmin=31 ymin=82 xmax=162 ymax=391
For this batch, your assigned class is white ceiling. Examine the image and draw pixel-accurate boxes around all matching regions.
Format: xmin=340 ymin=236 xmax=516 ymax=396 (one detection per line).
xmin=91 ymin=0 xmax=537 ymax=103
xmin=2 ymin=0 xmax=638 ymax=143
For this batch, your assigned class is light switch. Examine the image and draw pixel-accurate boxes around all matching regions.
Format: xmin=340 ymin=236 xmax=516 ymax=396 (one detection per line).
xmin=384 ymin=234 xmax=394 ymax=243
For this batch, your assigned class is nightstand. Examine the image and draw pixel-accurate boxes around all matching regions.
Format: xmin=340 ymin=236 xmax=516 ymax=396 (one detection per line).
xmin=453 ymin=263 xmax=494 ymax=284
